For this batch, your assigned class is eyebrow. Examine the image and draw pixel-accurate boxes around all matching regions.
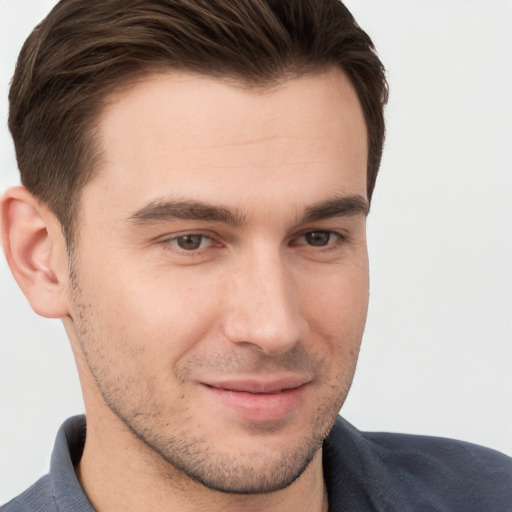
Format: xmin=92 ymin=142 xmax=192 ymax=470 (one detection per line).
xmin=301 ymin=195 xmax=369 ymax=223
xmin=127 ymin=194 xmax=369 ymax=227
xmin=127 ymin=199 xmax=247 ymax=227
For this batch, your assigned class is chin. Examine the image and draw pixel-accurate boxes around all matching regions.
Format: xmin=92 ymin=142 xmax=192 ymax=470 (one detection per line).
xmin=169 ymin=442 xmax=322 ymax=495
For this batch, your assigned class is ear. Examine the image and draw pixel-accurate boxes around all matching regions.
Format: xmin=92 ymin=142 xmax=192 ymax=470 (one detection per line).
xmin=1 ymin=186 xmax=70 ymax=318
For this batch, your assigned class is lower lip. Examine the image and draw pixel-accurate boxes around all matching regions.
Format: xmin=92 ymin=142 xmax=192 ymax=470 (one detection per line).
xmin=203 ymin=384 xmax=307 ymax=422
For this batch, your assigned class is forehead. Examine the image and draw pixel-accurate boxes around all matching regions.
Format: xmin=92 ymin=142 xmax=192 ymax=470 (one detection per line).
xmin=84 ymin=68 xmax=368 ymax=219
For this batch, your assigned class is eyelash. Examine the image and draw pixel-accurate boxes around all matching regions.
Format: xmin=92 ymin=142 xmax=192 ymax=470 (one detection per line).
xmin=161 ymin=229 xmax=346 ymax=255
xmin=292 ymin=230 xmax=346 ymax=250
xmin=164 ymin=232 xmax=217 ymax=252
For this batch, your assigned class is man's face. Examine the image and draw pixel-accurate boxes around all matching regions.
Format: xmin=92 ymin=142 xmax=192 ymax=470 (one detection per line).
xmin=65 ymin=68 xmax=369 ymax=493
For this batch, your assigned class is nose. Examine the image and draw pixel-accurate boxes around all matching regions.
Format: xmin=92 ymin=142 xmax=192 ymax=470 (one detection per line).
xmin=222 ymin=249 xmax=307 ymax=356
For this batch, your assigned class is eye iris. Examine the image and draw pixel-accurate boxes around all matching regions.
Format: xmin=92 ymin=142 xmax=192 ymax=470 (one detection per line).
xmin=177 ymin=235 xmax=203 ymax=250
xmin=305 ymin=231 xmax=330 ymax=246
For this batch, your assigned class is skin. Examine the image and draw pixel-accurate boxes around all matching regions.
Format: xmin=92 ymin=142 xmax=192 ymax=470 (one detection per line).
xmin=1 ymin=67 xmax=369 ymax=512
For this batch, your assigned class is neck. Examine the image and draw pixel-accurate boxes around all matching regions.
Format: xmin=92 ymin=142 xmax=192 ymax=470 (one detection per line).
xmin=76 ymin=411 xmax=328 ymax=512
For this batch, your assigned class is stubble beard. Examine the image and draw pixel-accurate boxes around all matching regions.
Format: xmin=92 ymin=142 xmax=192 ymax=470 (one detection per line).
xmin=117 ymin=411 xmax=332 ymax=494
xmin=69 ymin=262 xmax=357 ymax=495
xmin=91 ymin=359 xmax=349 ymax=495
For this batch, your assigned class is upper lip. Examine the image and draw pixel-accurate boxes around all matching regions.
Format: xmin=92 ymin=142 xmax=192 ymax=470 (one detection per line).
xmin=202 ymin=377 xmax=310 ymax=394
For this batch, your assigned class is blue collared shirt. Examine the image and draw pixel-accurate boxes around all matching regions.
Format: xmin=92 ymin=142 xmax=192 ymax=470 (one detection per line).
xmin=2 ymin=415 xmax=511 ymax=511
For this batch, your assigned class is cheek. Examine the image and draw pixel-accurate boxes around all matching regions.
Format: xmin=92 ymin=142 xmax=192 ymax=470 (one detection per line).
xmin=298 ymin=262 xmax=369 ymax=343
xmin=82 ymin=262 xmax=225 ymax=361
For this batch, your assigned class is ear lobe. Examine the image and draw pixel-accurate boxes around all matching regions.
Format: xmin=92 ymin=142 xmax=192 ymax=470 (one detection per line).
xmin=1 ymin=186 xmax=70 ymax=318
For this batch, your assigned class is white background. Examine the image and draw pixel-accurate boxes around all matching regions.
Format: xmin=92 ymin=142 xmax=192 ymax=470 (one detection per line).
xmin=1 ymin=0 xmax=511 ymax=504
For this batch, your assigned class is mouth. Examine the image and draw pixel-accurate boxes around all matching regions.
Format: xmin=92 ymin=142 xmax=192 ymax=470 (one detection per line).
xmin=200 ymin=377 xmax=310 ymax=422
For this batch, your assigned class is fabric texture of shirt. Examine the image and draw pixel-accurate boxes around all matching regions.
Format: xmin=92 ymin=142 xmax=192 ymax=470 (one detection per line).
xmin=2 ymin=415 xmax=511 ymax=511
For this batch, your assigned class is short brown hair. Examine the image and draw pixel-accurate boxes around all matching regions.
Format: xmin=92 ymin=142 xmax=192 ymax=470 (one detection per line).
xmin=9 ymin=0 xmax=388 ymax=243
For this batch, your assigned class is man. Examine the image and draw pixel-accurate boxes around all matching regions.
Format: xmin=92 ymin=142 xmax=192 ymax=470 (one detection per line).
xmin=1 ymin=1 xmax=510 ymax=511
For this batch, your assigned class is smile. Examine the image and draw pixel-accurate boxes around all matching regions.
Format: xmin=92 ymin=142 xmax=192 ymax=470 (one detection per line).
xmin=201 ymin=378 xmax=310 ymax=422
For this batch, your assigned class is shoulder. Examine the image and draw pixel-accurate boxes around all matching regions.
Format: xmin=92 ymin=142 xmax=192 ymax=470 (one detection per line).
xmin=364 ymin=429 xmax=512 ymax=488
xmin=324 ymin=417 xmax=512 ymax=511
xmin=1 ymin=475 xmax=57 ymax=512
xmin=1 ymin=416 xmax=91 ymax=512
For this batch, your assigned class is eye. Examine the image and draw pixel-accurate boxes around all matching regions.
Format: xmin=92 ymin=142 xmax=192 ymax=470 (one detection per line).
xmin=296 ymin=230 xmax=341 ymax=247
xmin=169 ymin=234 xmax=212 ymax=251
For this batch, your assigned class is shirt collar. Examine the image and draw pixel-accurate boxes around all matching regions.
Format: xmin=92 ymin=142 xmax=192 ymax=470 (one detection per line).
xmin=49 ymin=415 xmax=94 ymax=511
